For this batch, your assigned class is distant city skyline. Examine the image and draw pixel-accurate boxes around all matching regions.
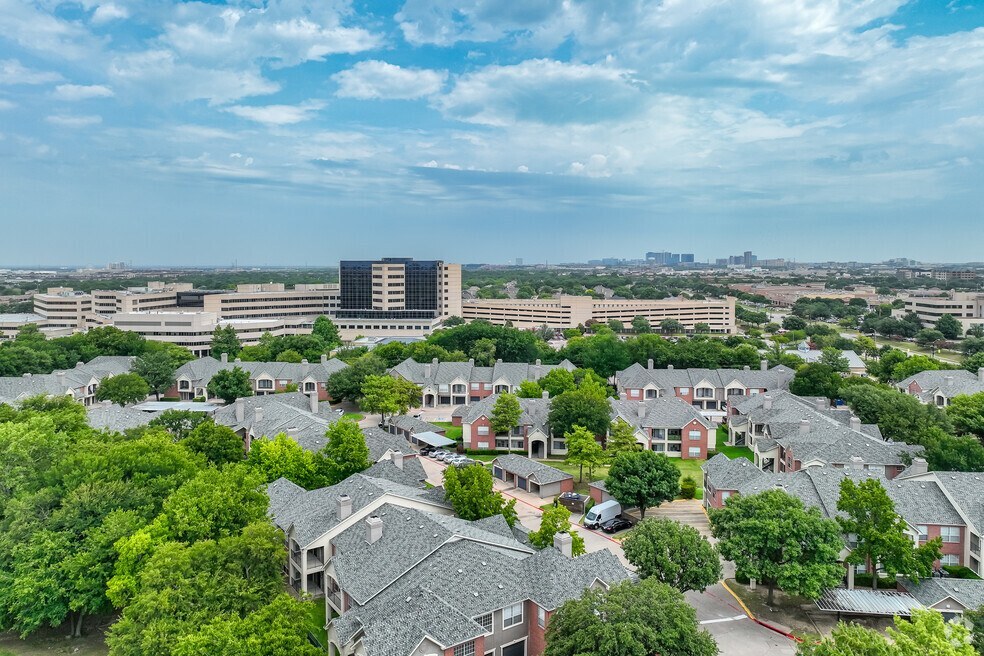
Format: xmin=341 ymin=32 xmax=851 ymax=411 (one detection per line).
xmin=1 ymin=1 xmax=983 ymax=265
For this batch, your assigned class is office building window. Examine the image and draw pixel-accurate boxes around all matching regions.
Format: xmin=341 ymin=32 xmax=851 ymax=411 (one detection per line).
xmin=502 ymin=602 xmax=523 ymax=628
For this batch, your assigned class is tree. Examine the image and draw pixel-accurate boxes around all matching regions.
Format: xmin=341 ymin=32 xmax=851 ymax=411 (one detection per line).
xmin=149 ymin=409 xmax=209 ymax=441
xmin=490 ymin=392 xmax=522 ymax=435
xmin=660 ymin=319 xmax=684 ymax=334
xmin=919 ymin=428 xmax=984 ymax=472
xmin=799 ymin=609 xmax=975 ymax=656
xmin=854 ymin=335 xmax=878 ymax=360
xmin=529 ymin=506 xmax=585 ymax=556
xmin=95 ymin=373 xmax=150 ymax=406
xmin=893 ymin=355 xmax=945 ymax=381
xmin=564 ymin=425 xmax=604 ymax=483
xmin=967 ymin=324 xmax=984 ymax=339
xmin=838 ymin=478 xmax=941 ymax=588
xmin=783 ymin=315 xmax=808 ymax=331
xmin=936 ymin=314 xmax=963 ymax=340
xmin=607 ymin=319 xmax=624 ymax=333
xmin=631 ymin=315 xmax=651 ymax=334
xmin=312 ymin=315 xmax=341 ymax=348
xmin=789 ymin=363 xmax=842 ymax=398
xmin=964 ymin=352 xmax=984 ymax=373
xmin=469 ymin=337 xmax=497 ymax=366
xmin=709 ymin=489 xmax=844 ymax=605
xmin=442 ymin=464 xmax=517 ymax=526
xmin=360 ymin=375 xmax=420 ymax=423
xmin=819 ymin=348 xmax=850 ymax=373
xmin=539 ymin=368 xmax=576 ymax=397
xmin=326 ymin=354 xmax=386 ymax=403
xmin=622 ymin=518 xmax=721 ymax=592
xmin=840 ymin=385 xmax=953 ymax=444
xmin=275 ymin=348 xmax=303 ymax=363
xmin=133 ymin=351 xmax=177 ymax=401
xmin=442 ymin=315 xmax=466 ymax=327
xmin=247 ymin=433 xmax=323 ymax=489
xmin=605 ymin=451 xmax=680 ymax=519
xmin=206 ymin=366 xmax=253 ymax=404
xmin=547 ymin=388 xmax=611 ymax=438
xmin=916 ymin=328 xmax=946 ymax=347
xmin=210 ymin=325 xmax=241 ymax=359
xmin=543 ymin=578 xmax=717 ymax=656
xmin=316 ymin=419 xmax=370 ymax=485
xmin=947 ymin=392 xmax=984 ymax=438
xmin=182 ymin=421 xmax=244 ymax=466
xmin=605 ymin=419 xmax=639 ymax=457
xmin=515 ymin=380 xmax=543 ymax=398
xmin=693 ymin=322 xmax=711 ymax=334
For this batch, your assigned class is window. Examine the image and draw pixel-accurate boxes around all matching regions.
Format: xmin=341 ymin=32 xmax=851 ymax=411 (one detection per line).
xmin=941 ymin=526 xmax=961 ymax=543
xmin=453 ymin=641 xmax=475 ymax=656
xmin=502 ymin=602 xmax=523 ymax=628
xmin=917 ymin=525 xmax=928 ymax=542
xmin=484 ymin=384 xmax=492 ymax=391
xmin=689 ymin=430 xmax=702 ymax=440
xmin=537 ymin=606 xmax=546 ymax=628
xmin=475 ymin=613 xmax=493 ymax=634
xmin=477 ymin=426 xmax=490 ymax=436
xmin=178 ymin=380 xmax=190 ymax=389
xmin=471 ymin=383 xmax=480 ymax=390
xmin=257 ymin=379 xmax=273 ymax=389
xmin=941 ymin=554 xmax=960 ymax=566
xmin=688 ymin=447 xmax=701 ymax=458
xmin=651 ymin=443 xmax=665 ymax=452
xmin=629 ymin=389 xmax=640 ymax=398
xmin=679 ymin=388 xmax=690 ymax=394
xmin=552 ymin=440 xmax=566 ymax=451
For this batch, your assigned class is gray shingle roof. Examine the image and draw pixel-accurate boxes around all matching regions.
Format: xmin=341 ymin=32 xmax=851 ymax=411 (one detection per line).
xmin=390 ymin=358 xmax=576 ymax=389
xmin=387 ymin=415 xmax=444 ymax=435
xmin=361 ymin=427 xmax=414 ymax=462
xmin=0 ymin=355 xmax=136 ymax=405
xmin=491 ymin=454 xmax=572 ymax=485
xmin=174 ymin=356 xmax=348 ymax=388
xmin=213 ymin=392 xmax=341 ymax=452
xmin=455 ymin=394 xmax=551 ymax=434
xmin=900 ymin=578 xmax=984 ymax=610
xmin=86 ymin=404 xmax=159 ymax=432
xmin=610 ymin=397 xmax=711 ymax=430
xmin=616 ymin=362 xmax=794 ymax=392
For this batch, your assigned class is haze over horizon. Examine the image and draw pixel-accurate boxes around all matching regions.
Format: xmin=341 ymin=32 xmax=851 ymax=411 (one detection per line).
xmin=1 ymin=0 xmax=983 ymax=265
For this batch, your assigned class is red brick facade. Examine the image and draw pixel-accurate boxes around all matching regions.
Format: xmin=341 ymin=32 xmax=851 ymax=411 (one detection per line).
xmin=526 ymin=601 xmax=548 ymax=655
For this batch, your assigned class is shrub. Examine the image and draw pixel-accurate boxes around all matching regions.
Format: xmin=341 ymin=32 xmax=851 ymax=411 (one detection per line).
xmin=852 ymin=574 xmax=899 ymax=589
xmin=679 ymin=476 xmax=697 ymax=500
xmin=161 ymin=396 xmax=180 ymax=402
xmin=735 ymin=571 xmax=750 ymax=585
xmin=192 ymin=396 xmax=206 ymax=403
xmin=943 ymin=565 xmax=982 ymax=580
xmin=705 ymin=449 xmax=718 ymax=459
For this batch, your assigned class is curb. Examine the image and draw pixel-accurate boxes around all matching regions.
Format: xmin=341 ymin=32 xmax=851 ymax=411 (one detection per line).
xmin=719 ymin=580 xmax=802 ymax=643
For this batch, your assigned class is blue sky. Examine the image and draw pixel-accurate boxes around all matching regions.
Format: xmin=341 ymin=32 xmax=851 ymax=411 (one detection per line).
xmin=1 ymin=0 xmax=982 ymax=266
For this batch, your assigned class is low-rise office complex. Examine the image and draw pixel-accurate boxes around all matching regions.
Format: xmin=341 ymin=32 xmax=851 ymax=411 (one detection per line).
xmin=902 ymin=291 xmax=984 ymax=332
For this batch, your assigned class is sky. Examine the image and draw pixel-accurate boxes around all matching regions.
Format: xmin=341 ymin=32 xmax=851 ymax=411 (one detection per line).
xmin=1 ymin=0 xmax=983 ymax=267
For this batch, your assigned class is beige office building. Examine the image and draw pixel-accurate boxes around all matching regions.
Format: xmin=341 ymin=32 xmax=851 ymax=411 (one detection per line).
xmin=203 ymin=283 xmax=340 ymax=320
xmin=462 ymin=295 xmax=737 ymax=333
xmin=902 ymin=292 xmax=984 ymax=332
xmin=33 ymin=288 xmax=94 ymax=329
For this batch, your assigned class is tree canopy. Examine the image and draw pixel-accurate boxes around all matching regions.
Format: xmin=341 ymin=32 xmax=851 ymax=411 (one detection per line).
xmin=95 ymin=373 xmax=150 ymax=406
xmin=798 ymin=609 xmax=975 ymax=656
xmin=529 ymin=506 xmax=585 ymax=556
xmin=622 ymin=518 xmax=721 ymax=592
xmin=490 ymin=392 xmax=522 ymax=434
xmin=605 ymin=451 xmax=680 ymax=518
xmin=443 ymin=464 xmax=517 ymax=527
xmin=206 ymin=366 xmax=253 ymax=404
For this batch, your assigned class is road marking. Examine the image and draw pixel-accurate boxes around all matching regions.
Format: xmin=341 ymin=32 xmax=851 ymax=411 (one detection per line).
xmin=700 ymin=615 xmax=747 ymax=625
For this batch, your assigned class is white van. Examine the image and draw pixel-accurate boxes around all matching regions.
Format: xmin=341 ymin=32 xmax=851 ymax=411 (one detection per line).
xmin=584 ymin=500 xmax=622 ymax=529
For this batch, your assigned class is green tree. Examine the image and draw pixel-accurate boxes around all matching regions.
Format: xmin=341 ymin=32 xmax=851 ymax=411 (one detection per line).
xmin=789 ymin=363 xmax=842 ymax=398
xmin=95 ymin=373 xmax=150 ymax=406
xmin=947 ymin=392 xmax=984 ymax=438
xmin=915 ymin=328 xmax=946 ymax=347
xmin=605 ymin=451 xmax=680 ymax=519
xmin=632 ymin=315 xmax=651 ymax=334
xmin=539 ymin=368 xmax=576 ymax=397
xmin=967 ymin=324 xmax=984 ymax=339
xmin=710 ymin=489 xmax=844 ymax=605
xmin=148 ymin=409 xmax=209 ymax=441
xmin=132 ymin=351 xmax=178 ymax=401
xmin=442 ymin=464 xmax=517 ymax=526
xmin=210 ymin=325 xmax=241 ymax=359
xmin=275 ymin=348 xmax=303 ymax=363
xmin=693 ymin=322 xmax=711 ymax=334
xmin=490 ymin=392 xmax=522 ymax=435
xmin=607 ymin=319 xmax=624 ymax=333
xmin=182 ymin=420 xmax=244 ymax=466
xmin=840 ymin=385 xmax=953 ymax=443
xmin=564 ymin=425 xmax=604 ymax=483
xmin=854 ymin=335 xmax=878 ymax=360
xmin=543 ymin=578 xmax=717 ymax=656
xmin=469 ymin=337 xmax=497 ymax=366
xmin=893 ymin=355 xmax=946 ymax=381
xmin=442 ymin=315 xmax=465 ymax=327
xmin=312 ymin=315 xmax=341 ymax=348
xmin=515 ymin=380 xmax=543 ymax=398
xmin=963 ymin=352 xmax=984 ymax=373
xmin=819 ymin=348 xmax=850 ymax=373
xmin=605 ymin=418 xmax=639 ymax=457
xmin=622 ymin=518 xmax=721 ymax=592
xmin=660 ymin=319 xmax=684 ymax=334
xmin=326 ymin=354 xmax=385 ymax=403
xmin=206 ymin=366 xmax=253 ymax=404
xmin=316 ymin=419 xmax=370 ymax=485
xmin=529 ymin=506 xmax=585 ymax=556
xmin=837 ymin=478 xmax=941 ymax=588
xmin=783 ymin=315 xmax=808 ymax=331
xmin=360 ymin=374 xmax=421 ymax=423
xmin=547 ymin=388 xmax=611 ymax=438
xmin=919 ymin=428 xmax=984 ymax=472
xmin=799 ymin=609 xmax=975 ymax=656
xmin=936 ymin=314 xmax=963 ymax=340
xmin=247 ymin=433 xmax=323 ymax=488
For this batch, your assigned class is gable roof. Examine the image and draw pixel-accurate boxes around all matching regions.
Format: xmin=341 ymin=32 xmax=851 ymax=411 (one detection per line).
xmin=491 ymin=454 xmax=573 ymax=485
xmin=212 ymin=392 xmax=341 ymax=452
xmin=390 ymin=358 xmax=576 ymax=389
xmin=0 ymin=355 xmax=136 ymax=405
xmin=174 ymin=356 xmax=348 ymax=387
xmin=616 ymin=362 xmax=794 ymax=391
xmin=610 ymin=397 xmax=711 ymax=430
xmin=900 ymin=578 xmax=984 ymax=611
xmin=87 ymin=404 xmax=160 ymax=432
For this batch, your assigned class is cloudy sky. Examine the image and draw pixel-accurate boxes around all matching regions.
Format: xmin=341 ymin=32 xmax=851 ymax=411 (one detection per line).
xmin=1 ymin=0 xmax=982 ymax=266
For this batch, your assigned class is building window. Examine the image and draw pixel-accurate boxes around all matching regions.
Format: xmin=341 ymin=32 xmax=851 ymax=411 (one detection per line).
xmin=917 ymin=525 xmax=928 ymax=542
xmin=257 ymin=379 xmax=273 ymax=389
xmin=502 ymin=602 xmax=523 ymax=628
xmin=689 ymin=430 xmax=702 ymax=440
xmin=475 ymin=613 xmax=493 ymax=634
xmin=629 ymin=389 xmax=640 ymax=398
xmin=688 ymin=447 xmax=701 ymax=458
xmin=484 ymin=384 xmax=492 ymax=391
xmin=453 ymin=641 xmax=475 ymax=656
xmin=941 ymin=554 xmax=960 ymax=566
xmin=941 ymin=526 xmax=961 ymax=543
xmin=537 ymin=605 xmax=546 ymax=628
xmin=471 ymin=383 xmax=480 ymax=390
xmin=477 ymin=426 xmax=490 ymax=436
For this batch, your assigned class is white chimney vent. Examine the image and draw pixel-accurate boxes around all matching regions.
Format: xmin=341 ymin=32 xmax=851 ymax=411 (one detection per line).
xmin=220 ymin=352 xmax=228 ymax=363
xmin=554 ymin=531 xmax=573 ymax=558
xmin=799 ymin=419 xmax=810 ymax=434
xmin=337 ymin=494 xmax=352 ymax=520
xmin=366 ymin=515 xmax=383 ymax=544
xmin=392 ymin=451 xmax=404 ymax=470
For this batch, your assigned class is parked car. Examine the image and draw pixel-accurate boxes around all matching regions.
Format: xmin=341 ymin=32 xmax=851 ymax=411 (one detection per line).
xmin=446 ymin=455 xmax=467 ymax=465
xmin=584 ymin=500 xmax=622 ymax=530
xmin=453 ymin=458 xmax=476 ymax=467
xmin=419 ymin=446 xmax=435 ymax=456
xmin=601 ymin=517 xmax=633 ymax=534
xmin=431 ymin=450 xmax=449 ymax=460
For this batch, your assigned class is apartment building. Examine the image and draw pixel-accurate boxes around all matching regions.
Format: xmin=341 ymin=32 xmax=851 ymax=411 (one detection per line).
xmin=202 ymin=283 xmax=340 ymax=320
xmin=168 ymin=353 xmax=348 ymax=401
xmin=726 ymin=391 xmax=921 ymax=477
xmin=0 ymin=355 xmax=135 ymax=407
xmin=902 ymin=291 xmax=984 ymax=332
xmin=615 ymin=360 xmax=793 ymax=423
xmin=389 ymin=357 xmax=576 ymax=408
xmin=896 ymin=368 xmax=984 ymax=407
xmin=703 ymin=455 xmax=984 ymax=580
xmin=462 ymin=294 xmax=736 ymax=333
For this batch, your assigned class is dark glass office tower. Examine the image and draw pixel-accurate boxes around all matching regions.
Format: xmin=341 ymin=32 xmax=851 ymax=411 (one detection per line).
xmin=337 ymin=258 xmax=444 ymax=320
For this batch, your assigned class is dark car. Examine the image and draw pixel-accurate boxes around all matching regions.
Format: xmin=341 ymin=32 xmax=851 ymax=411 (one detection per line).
xmin=419 ymin=446 xmax=435 ymax=456
xmin=601 ymin=517 xmax=633 ymax=534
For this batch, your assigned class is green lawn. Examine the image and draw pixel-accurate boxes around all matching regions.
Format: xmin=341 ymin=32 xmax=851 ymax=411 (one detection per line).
xmin=715 ymin=426 xmax=754 ymax=461
xmin=431 ymin=421 xmax=463 ymax=441
xmin=537 ymin=457 xmax=703 ymax=499
xmin=305 ymin=598 xmax=328 ymax=647
xmin=341 ymin=412 xmax=364 ymax=422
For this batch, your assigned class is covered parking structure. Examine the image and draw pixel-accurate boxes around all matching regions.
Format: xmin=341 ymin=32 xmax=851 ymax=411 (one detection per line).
xmin=815 ymin=588 xmax=923 ymax=621
xmin=410 ymin=431 xmax=457 ymax=450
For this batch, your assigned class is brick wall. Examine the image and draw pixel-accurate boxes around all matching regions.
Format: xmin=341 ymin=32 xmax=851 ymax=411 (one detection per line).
xmin=527 ymin=601 xmax=548 ymax=656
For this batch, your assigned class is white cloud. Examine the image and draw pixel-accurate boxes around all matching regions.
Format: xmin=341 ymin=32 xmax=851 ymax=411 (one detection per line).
xmin=224 ymin=101 xmax=326 ymax=126
xmin=333 ymin=60 xmax=446 ymax=100
xmin=396 ymin=0 xmax=566 ymax=46
xmin=91 ymin=3 xmax=129 ymax=24
xmin=46 ymin=114 xmax=102 ymax=128
xmin=0 ymin=59 xmax=62 ymax=85
xmin=0 ymin=99 xmax=14 ymax=110
xmin=54 ymin=84 xmax=114 ymax=100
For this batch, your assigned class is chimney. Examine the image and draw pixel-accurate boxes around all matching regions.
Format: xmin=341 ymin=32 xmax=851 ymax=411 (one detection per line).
xmin=22 ymin=372 xmax=31 ymax=378
xmin=763 ymin=395 xmax=773 ymax=410
xmin=301 ymin=358 xmax=310 ymax=377
xmin=849 ymin=456 xmax=864 ymax=470
xmin=235 ymin=357 xmax=242 ymax=363
xmin=468 ymin=358 xmax=474 ymax=367
xmin=908 ymin=457 xmax=928 ymax=476
xmin=309 ymin=393 xmax=318 ymax=414
xmin=254 ymin=406 xmax=264 ymax=424
xmin=496 ymin=358 xmax=503 ymax=364
xmin=77 ymin=361 xmax=84 ymax=368
xmin=799 ymin=419 xmax=811 ymax=434
xmin=56 ymin=371 xmax=66 ymax=388
xmin=667 ymin=364 xmax=674 ymax=370
xmin=849 ymin=416 xmax=861 ymax=432
xmin=977 ymin=367 xmax=984 ymax=384
xmin=554 ymin=531 xmax=573 ymax=558
xmin=337 ymin=494 xmax=352 ymax=520
xmin=619 ymin=391 xmax=627 ymax=401
xmin=945 ymin=376 xmax=954 ymax=387
xmin=392 ymin=451 xmax=404 ymax=470
xmin=235 ymin=397 xmax=245 ymax=423
xmin=760 ymin=359 xmax=768 ymax=371
xmin=220 ymin=352 xmax=228 ymax=363
xmin=321 ymin=354 xmax=328 ymax=365
xmin=535 ymin=359 xmax=541 ymax=366
xmin=366 ymin=515 xmax=383 ymax=544
xmin=637 ymin=402 xmax=646 ymax=419
xmin=647 ymin=359 xmax=654 ymax=370
xmin=542 ymin=390 xmax=550 ymax=400
xmin=432 ymin=357 xmax=439 ymax=366
xmin=814 ymin=398 xmax=828 ymax=411
xmin=743 ymin=365 xmax=750 ymax=371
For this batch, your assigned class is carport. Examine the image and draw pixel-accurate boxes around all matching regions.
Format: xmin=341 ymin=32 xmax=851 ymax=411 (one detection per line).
xmin=411 ymin=431 xmax=457 ymax=449
xmin=815 ymin=588 xmax=923 ymax=620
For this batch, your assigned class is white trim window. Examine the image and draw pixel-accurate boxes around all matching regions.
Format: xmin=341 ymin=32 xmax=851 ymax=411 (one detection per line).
xmin=537 ymin=605 xmax=546 ymax=628
xmin=941 ymin=554 xmax=960 ymax=566
xmin=475 ymin=613 xmax=493 ymax=634
xmin=453 ymin=641 xmax=475 ymax=656
xmin=502 ymin=602 xmax=524 ymax=628
xmin=688 ymin=429 xmax=702 ymax=441
xmin=917 ymin=525 xmax=929 ymax=542
xmin=941 ymin=526 xmax=961 ymax=543
xmin=688 ymin=447 xmax=701 ymax=458
xmin=477 ymin=426 xmax=490 ymax=436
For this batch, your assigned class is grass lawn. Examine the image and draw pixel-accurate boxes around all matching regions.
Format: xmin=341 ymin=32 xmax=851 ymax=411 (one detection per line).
xmin=431 ymin=421 xmax=463 ymax=441
xmin=341 ymin=412 xmax=364 ymax=422
xmin=715 ymin=426 xmax=754 ymax=461
xmin=537 ymin=457 xmax=703 ymax=499
xmin=305 ymin=598 xmax=328 ymax=647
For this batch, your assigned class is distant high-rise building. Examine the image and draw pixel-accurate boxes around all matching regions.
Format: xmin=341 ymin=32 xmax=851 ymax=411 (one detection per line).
xmin=338 ymin=258 xmax=461 ymax=321
xmin=681 ymin=254 xmax=695 ymax=263
xmin=515 ymin=257 xmax=523 ymax=266
xmin=645 ymin=251 xmax=687 ymax=266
